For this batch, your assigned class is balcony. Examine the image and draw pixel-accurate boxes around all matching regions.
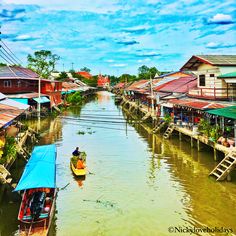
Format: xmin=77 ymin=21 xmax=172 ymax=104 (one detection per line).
xmin=188 ymin=87 xmax=236 ymax=100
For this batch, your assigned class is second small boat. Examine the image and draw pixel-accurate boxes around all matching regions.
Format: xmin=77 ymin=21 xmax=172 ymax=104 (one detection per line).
xmin=70 ymin=152 xmax=87 ymax=177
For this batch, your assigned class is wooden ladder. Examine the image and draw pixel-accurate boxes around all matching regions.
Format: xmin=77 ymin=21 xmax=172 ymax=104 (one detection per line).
xmin=163 ymin=124 xmax=175 ymax=139
xmin=141 ymin=112 xmax=151 ymax=121
xmin=152 ymin=122 xmax=165 ymax=133
xmin=209 ymin=151 xmax=236 ymax=181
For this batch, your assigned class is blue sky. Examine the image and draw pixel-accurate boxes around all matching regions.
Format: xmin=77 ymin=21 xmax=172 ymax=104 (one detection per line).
xmin=0 ymin=0 xmax=236 ymax=75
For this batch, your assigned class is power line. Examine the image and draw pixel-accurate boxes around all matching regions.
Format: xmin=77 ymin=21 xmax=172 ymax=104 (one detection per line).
xmin=1 ymin=40 xmax=23 ymax=64
xmin=0 ymin=53 xmax=15 ymax=66
xmin=0 ymin=47 xmax=20 ymax=65
xmin=0 ymin=48 xmax=18 ymax=65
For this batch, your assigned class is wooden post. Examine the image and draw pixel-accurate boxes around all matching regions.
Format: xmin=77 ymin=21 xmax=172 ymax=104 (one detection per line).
xmin=213 ymin=148 xmax=217 ymax=161
xmin=179 ymin=131 xmax=182 ymax=141
xmin=191 ymin=136 xmax=194 ymax=147
xmin=197 ymin=139 xmax=200 ymax=151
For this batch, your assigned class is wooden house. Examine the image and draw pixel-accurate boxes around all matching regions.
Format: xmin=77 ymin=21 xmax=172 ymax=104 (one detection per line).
xmin=181 ymin=55 xmax=236 ymax=100
xmin=0 ymin=66 xmax=62 ymax=107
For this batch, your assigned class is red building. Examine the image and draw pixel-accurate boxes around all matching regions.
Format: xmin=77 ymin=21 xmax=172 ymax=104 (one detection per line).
xmin=0 ymin=66 xmax=62 ymax=107
xmin=97 ymin=74 xmax=110 ymax=88
xmin=76 ymin=71 xmax=93 ymax=80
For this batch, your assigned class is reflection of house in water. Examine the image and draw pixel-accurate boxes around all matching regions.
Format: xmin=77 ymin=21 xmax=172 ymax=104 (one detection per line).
xmin=25 ymin=117 xmax=62 ymax=144
xmin=97 ymin=91 xmax=111 ymax=103
xmin=130 ymin=117 xmax=236 ymax=233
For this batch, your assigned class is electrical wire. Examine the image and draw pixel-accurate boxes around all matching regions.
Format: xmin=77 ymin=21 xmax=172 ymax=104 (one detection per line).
xmin=1 ymin=40 xmax=23 ymax=64
xmin=0 ymin=46 xmax=20 ymax=65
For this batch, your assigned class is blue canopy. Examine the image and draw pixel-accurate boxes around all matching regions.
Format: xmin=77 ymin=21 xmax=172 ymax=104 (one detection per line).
xmin=33 ymin=96 xmax=50 ymax=104
xmin=14 ymin=144 xmax=57 ymax=191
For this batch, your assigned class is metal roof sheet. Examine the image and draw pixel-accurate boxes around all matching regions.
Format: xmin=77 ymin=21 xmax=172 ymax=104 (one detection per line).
xmin=207 ymin=106 xmax=236 ymax=119
xmin=218 ymin=72 xmax=236 ymax=78
xmin=169 ymin=99 xmax=227 ymax=110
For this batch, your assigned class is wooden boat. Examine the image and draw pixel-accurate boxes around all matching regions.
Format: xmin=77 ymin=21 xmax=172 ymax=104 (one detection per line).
xmin=14 ymin=144 xmax=57 ymax=236
xmin=70 ymin=152 xmax=86 ymax=177
xmin=70 ymin=161 xmax=86 ymax=176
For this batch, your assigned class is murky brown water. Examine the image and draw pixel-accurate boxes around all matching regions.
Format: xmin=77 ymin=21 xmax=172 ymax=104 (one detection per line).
xmin=1 ymin=91 xmax=236 ymax=236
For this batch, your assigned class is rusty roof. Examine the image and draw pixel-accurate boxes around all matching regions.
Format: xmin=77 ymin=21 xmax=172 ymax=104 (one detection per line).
xmin=181 ymin=55 xmax=236 ymax=71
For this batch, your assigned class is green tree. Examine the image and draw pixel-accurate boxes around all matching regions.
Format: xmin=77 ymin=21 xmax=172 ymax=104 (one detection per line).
xmin=57 ymin=71 xmax=68 ymax=81
xmin=149 ymin=67 xmax=160 ymax=78
xmin=27 ymin=50 xmax=60 ymax=78
xmin=138 ymin=65 xmax=159 ymax=80
xmin=119 ymin=74 xmax=137 ymax=83
xmin=80 ymin=67 xmax=91 ymax=72
xmin=138 ymin=65 xmax=149 ymax=75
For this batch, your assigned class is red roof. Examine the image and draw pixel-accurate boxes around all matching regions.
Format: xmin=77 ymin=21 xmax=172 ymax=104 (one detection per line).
xmin=126 ymin=80 xmax=149 ymax=91
xmin=169 ymin=98 xmax=228 ymax=110
xmin=113 ymin=82 xmax=125 ymax=89
xmin=76 ymin=71 xmax=93 ymax=79
xmin=0 ymin=103 xmax=26 ymax=128
xmin=62 ymin=82 xmax=80 ymax=91
xmin=155 ymin=77 xmax=197 ymax=93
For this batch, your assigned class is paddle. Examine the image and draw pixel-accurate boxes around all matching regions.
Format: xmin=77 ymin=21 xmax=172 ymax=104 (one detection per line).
xmin=87 ymin=170 xmax=95 ymax=175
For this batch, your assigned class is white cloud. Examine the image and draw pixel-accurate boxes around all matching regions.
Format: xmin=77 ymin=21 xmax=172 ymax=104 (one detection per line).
xmin=105 ymin=59 xmax=115 ymax=63
xmin=15 ymin=34 xmax=31 ymax=40
xmin=206 ymin=42 xmax=219 ymax=48
xmin=2 ymin=0 xmax=122 ymax=13
xmin=208 ymin=14 xmax=233 ymax=23
xmin=110 ymin=63 xmax=127 ymax=67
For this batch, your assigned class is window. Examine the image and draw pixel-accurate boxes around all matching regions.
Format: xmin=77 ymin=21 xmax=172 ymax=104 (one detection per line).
xmin=199 ymin=75 xmax=205 ymax=86
xmin=17 ymin=80 xmax=21 ymax=87
xmin=3 ymin=80 xmax=12 ymax=87
xmin=210 ymin=74 xmax=215 ymax=77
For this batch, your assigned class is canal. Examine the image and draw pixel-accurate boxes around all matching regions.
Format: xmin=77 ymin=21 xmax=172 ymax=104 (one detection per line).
xmin=1 ymin=91 xmax=236 ymax=236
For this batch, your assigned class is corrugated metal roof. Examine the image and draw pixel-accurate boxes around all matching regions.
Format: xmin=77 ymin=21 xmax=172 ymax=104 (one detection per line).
xmin=0 ymin=103 xmax=26 ymax=128
xmin=207 ymin=106 xmax=236 ymax=119
xmin=7 ymin=92 xmax=47 ymax=99
xmin=196 ymin=55 xmax=236 ymax=65
xmin=218 ymin=72 xmax=236 ymax=78
xmin=113 ymin=82 xmax=125 ymax=89
xmin=0 ymin=66 xmax=39 ymax=78
xmin=126 ymin=80 xmax=149 ymax=91
xmin=169 ymin=98 xmax=227 ymax=110
xmin=0 ymin=98 xmax=29 ymax=110
xmin=157 ymin=77 xmax=197 ymax=93
xmin=181 ymin=55 xmax=236 ymax=71
xmin=0 ymin=93 xmax=6 ymax=101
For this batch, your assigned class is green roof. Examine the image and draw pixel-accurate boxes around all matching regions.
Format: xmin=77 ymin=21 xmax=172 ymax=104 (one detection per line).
xmin=218 ymin=72 xmax=236 ymax=78
xmin=207 ymin=106 xmax=236 ymax=119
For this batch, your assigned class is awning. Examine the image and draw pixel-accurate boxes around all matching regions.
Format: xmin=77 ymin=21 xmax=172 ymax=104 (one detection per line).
xmin=11 ymin=98 xmax=28 ymax=105
xmin=61 ymin=90 xmax=75 ymax=94
xmin=1 ymin=98 xmax=29 ymax=109
xmin=14 ymin=144 xmax=57 ymax=191
xmin=0 ymin=103 xmax=28 ymax=129
xmin=207 ymin=106 xmax=236 ymax=119
xmin=33 ymin=96 xmax=50 ymax=104
xmin=169 ymin=99 xmax=227 ymax=110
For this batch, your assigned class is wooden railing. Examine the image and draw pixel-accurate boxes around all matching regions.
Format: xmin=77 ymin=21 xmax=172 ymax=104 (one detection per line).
xmin=188 ymin=87 xmax=236 ymax=100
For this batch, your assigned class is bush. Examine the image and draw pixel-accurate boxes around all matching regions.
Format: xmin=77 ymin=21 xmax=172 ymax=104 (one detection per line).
xmin=66 ymin=91 xmax=82 ymax=105
xmin=0 ymin=136 xmax=17 ymax=164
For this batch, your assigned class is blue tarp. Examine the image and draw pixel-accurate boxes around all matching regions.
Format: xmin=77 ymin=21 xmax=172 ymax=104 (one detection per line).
xmin=33 ymin=96 xmax=50 ymax=104
xmin=14 ymin=144 xmax=57 ymax=191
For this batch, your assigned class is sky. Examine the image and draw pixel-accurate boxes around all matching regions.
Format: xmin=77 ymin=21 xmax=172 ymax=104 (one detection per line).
xmin=0 ymin=0 xmax=236 ymax=76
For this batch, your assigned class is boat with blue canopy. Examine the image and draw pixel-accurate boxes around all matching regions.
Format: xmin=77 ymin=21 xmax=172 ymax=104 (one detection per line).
xmin=15 ymin=144 xmax=57 ymax=236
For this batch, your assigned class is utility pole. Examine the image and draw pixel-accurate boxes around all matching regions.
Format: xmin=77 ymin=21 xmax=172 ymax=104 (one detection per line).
xmin=63 ymin=63 xmax=65 ymax=71
xmin=71 ymin=62 xmax=74 ymax=71
xmin=150 ymin=75 xmax=154 ymax=115
xmin=38 ymin=76 xmax=41 ymax=117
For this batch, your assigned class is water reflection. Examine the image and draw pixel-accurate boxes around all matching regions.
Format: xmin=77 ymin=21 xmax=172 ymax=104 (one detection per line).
xmin=1 ymin=91 xmax=236 ymax=236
